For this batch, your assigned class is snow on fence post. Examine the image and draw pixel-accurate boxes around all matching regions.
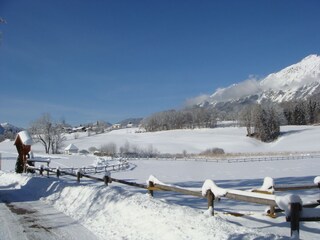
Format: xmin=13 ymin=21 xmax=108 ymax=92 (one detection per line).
xmin=275 ymin=194 xmax=302 ymax=239
xmin=314 ymin=176 xmax=320 ymax=188
xmin=202 ymin=179 xmax=227 ymax=216
xmin=147 ymin=175 xmax=164 ymax=197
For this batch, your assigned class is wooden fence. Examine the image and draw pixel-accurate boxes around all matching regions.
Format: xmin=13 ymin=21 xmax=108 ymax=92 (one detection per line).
xmin=125 ymin=153 xmax=320 ymax=163
xmin=27 ymin=164 xmax=319 ymax=238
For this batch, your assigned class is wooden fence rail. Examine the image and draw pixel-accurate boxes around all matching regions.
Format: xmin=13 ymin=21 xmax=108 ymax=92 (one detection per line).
xmin=123 ymin=153 xmax=320 ymax=164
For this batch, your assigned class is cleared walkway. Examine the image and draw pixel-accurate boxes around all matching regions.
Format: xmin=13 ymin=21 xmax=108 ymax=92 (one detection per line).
xmin=0 ymin=199 xmax=98 ymax=240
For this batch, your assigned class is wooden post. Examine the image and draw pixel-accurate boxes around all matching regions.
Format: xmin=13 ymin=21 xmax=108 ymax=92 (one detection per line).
xmin=57 ymin=168 xmax=60 ymax=178
xmin=268 ymin=205 xmax=276 ymax=217
xmin=148 ymin=181 xmax=154 ymax=197
xmin=40 ymin=165 xmax=44 ymax=176
xmin=289 ymin=202 xmax=302 ymax=238
xmin=103 ymin=175 xmax=109 ymax=186
xmin=77 ymin=171 xmax=81 ymax=183
xmin=206 ymin=190 xmax=215 ymax=216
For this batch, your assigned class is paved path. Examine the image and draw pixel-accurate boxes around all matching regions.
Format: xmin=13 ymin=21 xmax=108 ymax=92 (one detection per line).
xmin=0 ymin=198 xmax=98 ymax=240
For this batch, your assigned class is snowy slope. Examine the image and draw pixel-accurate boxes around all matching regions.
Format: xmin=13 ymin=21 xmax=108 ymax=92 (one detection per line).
xmin=201 ymin=54 xmax=320 ymax=106
xmin=42 ymin=125 xmax=320 ymax=154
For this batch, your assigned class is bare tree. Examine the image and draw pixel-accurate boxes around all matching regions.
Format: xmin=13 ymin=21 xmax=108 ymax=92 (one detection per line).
xmin=30 ymin=113 xmax=66 ymax=154
xmin=239 ymin=105 xmax=255 ymax=136
xmin=100 ymin=142 xmax=117 ymax=157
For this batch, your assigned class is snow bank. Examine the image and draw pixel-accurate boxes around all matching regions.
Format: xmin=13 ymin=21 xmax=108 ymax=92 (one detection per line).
xmin=43 ymin=180 xmax=277 ymax=240
xmin=0 ymin=172 xmax=30 ymax=189
xmin=0 ymin=173 xmax=280 ymax=239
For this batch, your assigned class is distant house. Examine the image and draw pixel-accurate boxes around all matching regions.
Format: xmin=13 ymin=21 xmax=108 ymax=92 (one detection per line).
xmin=64 ymin=144 xmax=79 ymax=154
xmin=72 ymin=126 xmax=87 ymax=132
xmin=112 ymin=124 xmax=121 ymax=129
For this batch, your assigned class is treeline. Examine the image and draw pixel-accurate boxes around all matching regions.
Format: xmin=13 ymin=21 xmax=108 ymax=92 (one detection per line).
xmin=141 ymin=107 xmax=217 ymax=132
xmin=89 ymin=141 xmax=159 ymax=158
xmin=141 ymin=96 xmax=320 ymax=143
xmin=240 ymin=104 xmax=282 ymax=142
xmin=282 ymin=98 xmax=320 ymax=125
xmin=239 ymin=97 xmax=320 ymax=142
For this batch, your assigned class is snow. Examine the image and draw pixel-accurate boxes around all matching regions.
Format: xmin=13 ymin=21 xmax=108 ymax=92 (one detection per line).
xmin=256 ymin=176 xmax=275 ymax=193
xmin=201 ymin=179 xmax=227 ymax=198
xmin=314 ymin=176 xmax=320 ymax=184
xmin=16 ymin=130 xmax=33 ymax=145
xmin=147 ymin=175 xmax=166 ymax=185
xmin=64 ymin=143 xmax=79 ymax=151
xmin=1 ymin=125 xmax=320 ymax=239
xmin=201 ymin=54 xmax=320 ymax=105
xmin=275 ymin=194 xmax=303 ymax=217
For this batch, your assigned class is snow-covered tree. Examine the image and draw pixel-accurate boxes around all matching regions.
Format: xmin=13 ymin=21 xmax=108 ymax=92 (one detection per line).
xmin=30 ymin=113 xmax=66 ymax=154
xmin=253 ymin=104 xmax=281 ymax=142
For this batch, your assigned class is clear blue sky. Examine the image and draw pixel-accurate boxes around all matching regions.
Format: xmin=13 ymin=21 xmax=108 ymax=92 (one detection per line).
xmin=1 ymin=0 xmax=320 ymax=127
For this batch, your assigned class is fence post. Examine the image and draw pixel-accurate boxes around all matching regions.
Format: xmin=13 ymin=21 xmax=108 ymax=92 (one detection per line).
xmin=40 ymin=165 xmax=44 ymax=176
xmin=206 ymin=190 xmax=215 ymax=216
xmin=103 ymin=175 xmax=111 ymax=186
xmin=268 ymin=205 xmax=276 ymax=217
xmin=148 ymin=181 xmax=154 ymax=197
xmin=57 ymin=168 xmax=60 ymax=178
xmin=103 ymin=175 xmax=109 ymax=186
xmin=77 ymin=170 xmax=81 ymax=183
xmin=289 ymin=202 xmax=302 ymax=238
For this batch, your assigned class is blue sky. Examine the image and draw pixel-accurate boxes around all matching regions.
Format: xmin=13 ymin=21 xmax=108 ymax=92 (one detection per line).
xmin=1 ymin=0 xmax=320 ymax=127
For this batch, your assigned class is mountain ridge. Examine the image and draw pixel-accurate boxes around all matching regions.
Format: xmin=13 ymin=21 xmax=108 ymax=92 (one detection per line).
xmin=199 ymin=54 xmax=320 ymax=108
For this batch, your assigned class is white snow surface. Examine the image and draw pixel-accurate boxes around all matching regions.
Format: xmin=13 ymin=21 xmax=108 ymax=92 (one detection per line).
xmin=16 ymin=130 xmax=33 ymax=145
xmin=1 ymin=125 xmax=320 ymax=239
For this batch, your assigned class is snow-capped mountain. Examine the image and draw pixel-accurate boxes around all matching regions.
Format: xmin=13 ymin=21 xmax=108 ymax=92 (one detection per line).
xmin=0 ymin=125 xmax=4 ymax=135
xmin=200 ymin=54 xmax=320 ymax=107
xmin=0 ymin=122 xmax=23 ymax=136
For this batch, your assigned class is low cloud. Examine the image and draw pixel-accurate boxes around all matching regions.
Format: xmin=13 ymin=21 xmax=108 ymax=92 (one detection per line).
xmin=185 ymin=94 xmax=210 ymax=107
xmin=186 ymin=77 xmax=262 ymax=107
xmin=210 ymin=78 xmax=261 ymax=102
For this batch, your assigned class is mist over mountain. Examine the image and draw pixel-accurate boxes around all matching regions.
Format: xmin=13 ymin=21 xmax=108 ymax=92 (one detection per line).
xmin=192 ymin=54 xmax=320 ymax=109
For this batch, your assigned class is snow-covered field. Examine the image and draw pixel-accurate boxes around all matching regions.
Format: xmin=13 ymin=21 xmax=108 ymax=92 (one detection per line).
xmin=0 ymin=125 xmax=320 ymax=239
